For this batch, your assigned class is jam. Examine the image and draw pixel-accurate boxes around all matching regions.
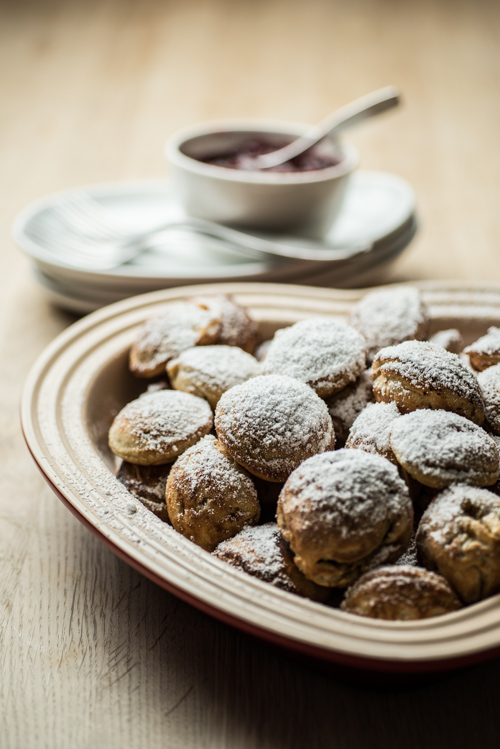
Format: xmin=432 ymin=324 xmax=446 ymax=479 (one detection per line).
xmin=200 ymin=138 xmax=341 ymax=173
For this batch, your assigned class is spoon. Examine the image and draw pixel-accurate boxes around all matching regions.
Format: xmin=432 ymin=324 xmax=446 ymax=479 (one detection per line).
xmin=253 ymin=85 xmax=400 ymax=171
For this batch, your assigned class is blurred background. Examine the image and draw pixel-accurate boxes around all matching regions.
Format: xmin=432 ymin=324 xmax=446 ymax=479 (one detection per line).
xmin=2 ymin=0 xmax=499 ymax=287
xmin=2 ymin=1 xmax=500 ymax=746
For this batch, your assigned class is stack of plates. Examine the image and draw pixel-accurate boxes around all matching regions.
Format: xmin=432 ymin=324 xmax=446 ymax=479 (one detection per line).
xmin=13 ymin=171 xmax=417 ymax=314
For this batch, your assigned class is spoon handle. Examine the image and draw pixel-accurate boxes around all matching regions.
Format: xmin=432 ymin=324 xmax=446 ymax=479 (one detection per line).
xmin=257 ymin=85 xmax=400 ymax=170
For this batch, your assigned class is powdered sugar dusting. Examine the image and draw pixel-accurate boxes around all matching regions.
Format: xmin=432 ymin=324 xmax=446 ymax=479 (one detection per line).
xmin=132 ymin=302 xmax=219 ymax=367
xmin=341 ymin=564 xmax=461 ymax=619
xmin=390 ymin=409 xmax=499 ymax=486
xmin=171 ymin=435 xmax=257 ymax=503
xmin=168 ymin=345 xmax=261 ymax=399
xmin=282 ymin=450 xmax=410 ymax=536
xmin=345 ymin=401 xmax=401 ymax=459
xmin=429 ymin=328 xmax=464 ymax=354
xmin=214 ymin=523 xmax=289 ymax=583
xmin=216 ymin=375 xmax=333 ymax=455
xmin=262 ymin=318 xmax=366 ymax=395
xmin=465 ymin=327 xmax=500 ymax=356
xmin=112 ymin=390 xmax=212 ymax=455
xmin=478 ymin=364 xmax=500 ymax=433
xmin=215 ymin=375 xmax=334 ymax=480
xmin=395 ymin=536 xmax=418 ymax=567
xmin=418 ymin=483 xmax=500 ymax=552
xmin=255 ymin=339 xmax=272 ymax=362
xmin=374 ymin=340 xmax=482 ymax=401
xmin=350 ymin=286 xmax=427 ymax=359
xmin=116 ymin=462 xmax=171 ymax=505
xmin=326 ymin=370 xmax=374 ymax=442
xmin=193 ymin=294 xmax=257 ymax=351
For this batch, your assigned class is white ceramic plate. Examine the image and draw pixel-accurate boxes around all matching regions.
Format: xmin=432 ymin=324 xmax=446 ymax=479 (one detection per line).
xmin=23 ymin=281 xmax=500 ymax=675
xmin=14 ymin=172 xmax=416 ymax=310
xmin=30 ymin=214 xmax=415 ymax=313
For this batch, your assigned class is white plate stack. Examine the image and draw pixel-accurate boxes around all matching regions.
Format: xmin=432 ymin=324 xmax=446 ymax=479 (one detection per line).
xmin=13 ymin=171 xmax=417 ymax=314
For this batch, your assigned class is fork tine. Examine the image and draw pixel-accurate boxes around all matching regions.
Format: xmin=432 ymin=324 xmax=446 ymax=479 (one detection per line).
xmin=55 ymin=194 xmax=118 ymax=241
xmin=27 ymin=223 xmax=107 ymax=257
xmin=31 ymin=235 xmax=127 ymax=269
xmin=70 ymin=190 xmax=127 ymax=231
xmin=34 ymin=216 xmax=103 ymax=247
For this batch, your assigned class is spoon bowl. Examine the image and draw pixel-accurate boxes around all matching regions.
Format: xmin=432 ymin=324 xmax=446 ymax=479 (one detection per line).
xmin=254 ymin=85 xmax=400 ymax=171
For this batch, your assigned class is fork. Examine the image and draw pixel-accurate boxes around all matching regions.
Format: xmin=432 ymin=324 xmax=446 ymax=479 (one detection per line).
xmin=26 ymin=190 xmax=372 ymax=270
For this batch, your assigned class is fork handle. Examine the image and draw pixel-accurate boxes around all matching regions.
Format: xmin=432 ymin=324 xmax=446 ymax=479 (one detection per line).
xmin=139 ymin=216 xmax=372 ymax=263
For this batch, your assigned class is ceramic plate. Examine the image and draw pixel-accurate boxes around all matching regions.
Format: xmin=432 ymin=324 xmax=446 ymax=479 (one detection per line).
xmin=23 ymin=281 xmax=500 ymax=674
xmin=14 ymin=172 xmax=416 ymax=308
xmin=30 ymin=214 xmax=415 ymax=313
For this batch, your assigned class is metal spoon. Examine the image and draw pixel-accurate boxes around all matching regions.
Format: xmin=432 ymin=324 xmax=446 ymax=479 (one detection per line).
xmin=254 ymin=85 xmax=400 ymax=171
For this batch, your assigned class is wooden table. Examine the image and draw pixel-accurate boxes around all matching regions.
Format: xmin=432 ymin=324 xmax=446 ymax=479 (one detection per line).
xmin=2 ymin=0 xmax=500 ymax=745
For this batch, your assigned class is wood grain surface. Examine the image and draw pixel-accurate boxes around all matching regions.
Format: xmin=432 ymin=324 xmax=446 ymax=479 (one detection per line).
xmin=1 ymin=0 xmax=500 ymax=746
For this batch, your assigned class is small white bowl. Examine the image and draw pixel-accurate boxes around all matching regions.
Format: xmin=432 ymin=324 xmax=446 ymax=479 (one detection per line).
xmin=165 ymin=120 xmax=359 ymax=238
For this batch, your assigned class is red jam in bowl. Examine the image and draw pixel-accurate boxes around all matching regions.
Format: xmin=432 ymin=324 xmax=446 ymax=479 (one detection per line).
xmin=200 ymin=138 xmax=341 ymax=173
